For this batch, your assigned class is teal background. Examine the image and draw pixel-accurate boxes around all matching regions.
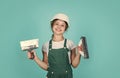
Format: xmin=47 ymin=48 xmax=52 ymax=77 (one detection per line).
xmin=0 ymin=0 xmax=120 ymax=78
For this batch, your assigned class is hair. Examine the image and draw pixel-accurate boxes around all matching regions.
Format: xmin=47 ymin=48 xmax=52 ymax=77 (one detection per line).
xmin=50 ymin=19 xmax=69 ymax=31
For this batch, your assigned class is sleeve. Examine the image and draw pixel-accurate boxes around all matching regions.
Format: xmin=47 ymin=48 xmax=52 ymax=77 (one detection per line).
xmin=42 ymin=42 xmax=49 ymax=53
xmin=67 ymin=40 xmax=76 ymax=50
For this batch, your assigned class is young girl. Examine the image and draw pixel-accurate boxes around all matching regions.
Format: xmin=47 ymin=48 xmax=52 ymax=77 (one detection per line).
xmin=27 ymin=13 xmax=83 ymax=78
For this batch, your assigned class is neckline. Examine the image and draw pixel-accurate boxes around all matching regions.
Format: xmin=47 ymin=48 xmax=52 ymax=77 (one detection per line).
xmin=52 ymin=39 xmax=65 ymax=42
xmin=49 ymin=39 xmax=67 ymax=49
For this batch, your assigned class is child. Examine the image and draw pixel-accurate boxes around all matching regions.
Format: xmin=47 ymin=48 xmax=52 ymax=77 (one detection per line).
xmin=27 ymin=13 xmax=83 ymax=78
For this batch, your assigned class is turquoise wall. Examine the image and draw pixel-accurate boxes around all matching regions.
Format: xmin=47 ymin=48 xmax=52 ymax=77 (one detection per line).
xmin=0 ymin=0 xmax=120 ymax=78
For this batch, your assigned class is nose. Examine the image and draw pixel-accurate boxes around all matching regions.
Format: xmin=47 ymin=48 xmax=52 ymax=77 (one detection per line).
xmin=57 ymin=25 xmax=61 ymax=28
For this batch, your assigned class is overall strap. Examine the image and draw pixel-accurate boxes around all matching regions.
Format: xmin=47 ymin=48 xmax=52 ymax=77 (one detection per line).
xmin=64 ymin=39 xmax=67 ymax=48
xmin=64 ymin=39 xmax=70 ymax=51
xmin=49 ymin=39 xmax=52 ymax=50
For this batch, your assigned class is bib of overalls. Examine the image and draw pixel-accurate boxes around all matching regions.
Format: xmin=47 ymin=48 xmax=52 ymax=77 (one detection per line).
xmin=46 ymin=39 xmax=73 ymax=78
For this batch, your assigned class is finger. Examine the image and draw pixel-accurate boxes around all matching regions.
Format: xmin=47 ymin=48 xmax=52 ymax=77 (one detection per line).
xmin=27 ymin=52 xmax=32 ymax=58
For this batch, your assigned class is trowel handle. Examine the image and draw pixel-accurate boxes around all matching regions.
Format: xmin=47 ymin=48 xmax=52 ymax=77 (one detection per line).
xmin=28 ymin=49 xmax=35 ymax=60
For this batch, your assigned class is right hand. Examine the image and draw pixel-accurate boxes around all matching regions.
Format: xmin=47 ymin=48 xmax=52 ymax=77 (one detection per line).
xmin=27 ymin=50 xmax=36 ymax=60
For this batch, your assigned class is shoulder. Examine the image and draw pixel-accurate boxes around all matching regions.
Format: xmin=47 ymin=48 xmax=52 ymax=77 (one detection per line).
xmin=42 ymin=41 xmax=49 ymax=48
xmin=42 ymin=41 xmax=49 ymax=52
xmin=66 ymin=39 xmax=76 ymax=50
xmin=43 ymin=41 xmax=49 ymax=46
xmin=66 ymin=39 xmax=75 ymax=45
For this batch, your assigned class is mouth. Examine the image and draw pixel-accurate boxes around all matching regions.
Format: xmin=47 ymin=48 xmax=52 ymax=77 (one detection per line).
xmin=55 ymin=28 xmax=62 ymax=32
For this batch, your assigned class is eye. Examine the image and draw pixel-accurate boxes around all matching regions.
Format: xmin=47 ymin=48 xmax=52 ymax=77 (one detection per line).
xmin=54 ymin=23 xmax=59 ymax=26
xmin=61 ymin=24 xmax=65 ymax=27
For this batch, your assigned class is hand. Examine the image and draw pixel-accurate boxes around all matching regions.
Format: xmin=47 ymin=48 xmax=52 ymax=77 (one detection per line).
xmin=27 ymin=50 xmax=36 ymax=60
xmin=77 ymin=45 xmax=84 ymax=56
xmin=78 ymin=45 xmax=82 ymax=52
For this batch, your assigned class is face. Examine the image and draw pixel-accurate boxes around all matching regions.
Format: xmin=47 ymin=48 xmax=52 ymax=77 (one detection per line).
xmin=52 ymin=19 xmax=67 ymax=35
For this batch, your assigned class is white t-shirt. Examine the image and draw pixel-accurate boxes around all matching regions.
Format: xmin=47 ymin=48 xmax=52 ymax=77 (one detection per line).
xmin=42 ymin=39 xmax=76 ymax=63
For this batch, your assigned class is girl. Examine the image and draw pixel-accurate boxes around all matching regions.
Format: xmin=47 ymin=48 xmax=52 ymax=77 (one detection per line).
xmin=27 ymin=13 xmax=83 ymax=78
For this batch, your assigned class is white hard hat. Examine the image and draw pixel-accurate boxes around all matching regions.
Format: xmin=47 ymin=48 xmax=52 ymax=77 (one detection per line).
xmin=51 ymin=13 xmax=69 ymax=25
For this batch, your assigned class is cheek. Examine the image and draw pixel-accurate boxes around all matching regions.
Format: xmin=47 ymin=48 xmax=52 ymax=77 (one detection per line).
xmin=52 ymin=26 xmax=56 ymax=32
xmin=63 ymin=27 xmax=66 ymax=31
xmin=62 ymin=26 xmax=66 ymax=31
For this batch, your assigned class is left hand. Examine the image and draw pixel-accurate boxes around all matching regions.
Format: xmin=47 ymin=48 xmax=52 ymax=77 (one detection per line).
xmin=78 ymin=44 xmax=82 ymax=52
xmin=77 ymin=45 xmax=84 ymax=56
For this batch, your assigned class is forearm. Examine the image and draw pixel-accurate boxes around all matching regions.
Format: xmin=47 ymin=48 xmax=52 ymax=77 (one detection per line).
xmin=34 ymin=56 xmax=48 ymax=70
xmin=71 ymin=52 xmax=81 ymax=68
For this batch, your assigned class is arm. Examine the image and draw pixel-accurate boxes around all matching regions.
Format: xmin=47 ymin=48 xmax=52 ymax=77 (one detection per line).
xmin=71 ymin=46 xmax=82 ymax=68
xmin=27 ymin=50 xmax=48 ymax=71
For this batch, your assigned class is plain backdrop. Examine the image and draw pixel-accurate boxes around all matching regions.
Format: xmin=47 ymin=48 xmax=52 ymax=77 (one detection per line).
xmin=0 ymin=0 xmax=120 ymax=78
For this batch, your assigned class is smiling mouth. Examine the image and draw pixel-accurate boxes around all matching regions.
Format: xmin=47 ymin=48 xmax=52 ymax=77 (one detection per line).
xmin=55 ymin=28 xmax=62 ymax=32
